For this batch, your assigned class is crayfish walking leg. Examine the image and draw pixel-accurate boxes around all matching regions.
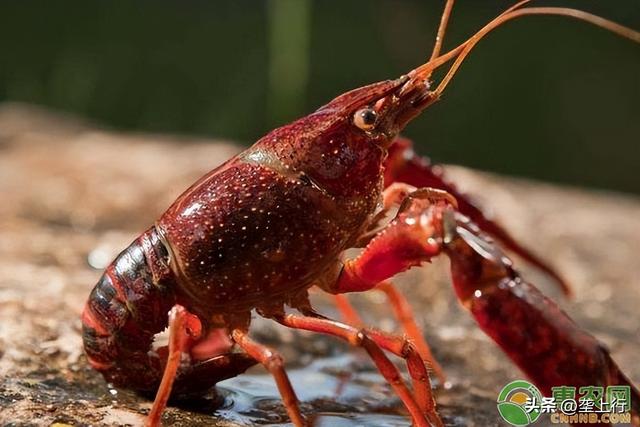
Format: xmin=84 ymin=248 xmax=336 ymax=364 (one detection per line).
xmin=332 ymin=280 xmax=446 ymax=384
xmin=272 ymin=313 xmax=441 ymax=427
xmin=146 ymin=305 xmax=202 ymax=427
xmin=231 ymin=329 xmax=307 ymax=427
xmin=375 ymin=281 xmax=445 ymax=383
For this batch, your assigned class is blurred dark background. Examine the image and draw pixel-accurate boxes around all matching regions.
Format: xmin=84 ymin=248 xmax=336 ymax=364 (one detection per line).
xmin=1 ymin=1 xmax=638 ymax=193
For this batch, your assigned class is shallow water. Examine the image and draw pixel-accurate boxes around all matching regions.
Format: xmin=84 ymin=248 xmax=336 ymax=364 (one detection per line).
xmin=184 ymin=354 xmax=413 ymax=426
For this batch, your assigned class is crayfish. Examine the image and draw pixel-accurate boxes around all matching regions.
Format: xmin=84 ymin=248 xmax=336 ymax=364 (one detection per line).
xmin=81 ymin=1 xmax=640 ymax=426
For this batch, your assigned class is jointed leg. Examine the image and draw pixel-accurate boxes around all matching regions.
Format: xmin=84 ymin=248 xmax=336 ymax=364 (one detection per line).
xmin=357 ymin=183 xmax=456 ymax=245
xmin=274 ymin=313 xmax=439 ymax=427
xmin=332 ymin=293 xmax=364 ymax=326
xmin=285 ymin=299 xmax=444 ymax=423
xmin=353 ymin=182 xmax=420 ymax=245
xmin=231 ymin=329 xmax=306 ymax=427
xmin=363 ymin=327 xmax=443 ymax=427
xmin=147 ymin=305 xmax=202 ymax=427
xmin=376 ymin=281 xmax=445 ymax=383
xmin=331 ymin=284 xmax=444 ymax=384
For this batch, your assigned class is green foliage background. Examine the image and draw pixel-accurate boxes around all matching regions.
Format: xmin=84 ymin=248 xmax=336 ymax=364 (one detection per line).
xmin=1 ymin=1 xmax=638 ymax=193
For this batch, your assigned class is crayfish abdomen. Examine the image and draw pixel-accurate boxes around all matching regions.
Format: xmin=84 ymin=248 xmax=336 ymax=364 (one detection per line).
xmin=82 ymin=227 xmax=179 ymax=392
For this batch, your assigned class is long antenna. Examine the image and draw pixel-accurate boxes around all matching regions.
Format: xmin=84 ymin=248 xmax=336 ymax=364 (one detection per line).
xmin=432 ymin=7 xmax=640 ymax=97
xmin=422 ymin=0 xmax=532 ymax=81
xmin=428 ymin=0 xmax=455 ymax=65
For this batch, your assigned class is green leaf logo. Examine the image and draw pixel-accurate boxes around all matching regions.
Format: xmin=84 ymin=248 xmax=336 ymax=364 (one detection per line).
xmin=496 ymin=380 xmax=543 ymax=426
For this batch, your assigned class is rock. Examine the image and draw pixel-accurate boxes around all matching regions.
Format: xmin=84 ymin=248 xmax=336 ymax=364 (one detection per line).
xmin=0 ymin=102 xmax=638 ymax=426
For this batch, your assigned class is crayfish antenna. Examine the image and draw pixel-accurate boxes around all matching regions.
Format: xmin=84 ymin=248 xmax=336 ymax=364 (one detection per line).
xmin=435 ymin=6 xmax=640 ymax=97
xmin=427 ymin=0 xmax=455 ymax=68
xmin=433 ymin=6 xmax=640 ymax=97
xmin=408 ymin=2 xmax=640 ymax=97
xmin=424 ymin=0 xmax=533 ymax=79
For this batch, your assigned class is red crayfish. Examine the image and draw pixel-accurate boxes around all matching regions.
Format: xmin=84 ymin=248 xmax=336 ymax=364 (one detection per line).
xmin=82 ymin=1 xmax=640 ymax=426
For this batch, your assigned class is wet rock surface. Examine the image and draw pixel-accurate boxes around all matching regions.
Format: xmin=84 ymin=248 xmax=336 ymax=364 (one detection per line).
xmin=0 ymin=102 xmax=638 ymax=426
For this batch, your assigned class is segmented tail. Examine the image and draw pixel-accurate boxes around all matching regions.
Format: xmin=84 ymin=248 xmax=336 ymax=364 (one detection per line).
xmin=82 ymin=227 xmax=178 ymax=392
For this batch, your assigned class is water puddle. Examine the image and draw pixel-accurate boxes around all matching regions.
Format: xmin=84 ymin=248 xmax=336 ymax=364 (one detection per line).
xmin=211 ymin=354 xmax=412 ymax=426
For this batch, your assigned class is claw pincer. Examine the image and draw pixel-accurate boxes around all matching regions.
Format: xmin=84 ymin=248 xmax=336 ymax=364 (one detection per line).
xmin=334 ymin=195 xmax=639 ymax=423
xmin=445 ymin=217 xmax=640 ymax=421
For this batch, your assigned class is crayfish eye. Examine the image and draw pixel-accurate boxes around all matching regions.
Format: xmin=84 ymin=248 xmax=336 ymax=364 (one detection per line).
xmin=353 ymin=108 xmax=377 ymax=131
